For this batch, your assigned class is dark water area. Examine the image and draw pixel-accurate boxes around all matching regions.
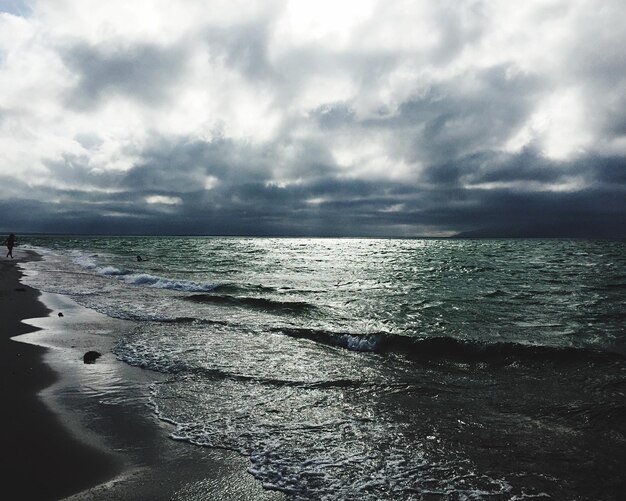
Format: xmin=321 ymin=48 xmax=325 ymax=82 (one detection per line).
xmin=21 ymin=237 xmax=626 ymax=499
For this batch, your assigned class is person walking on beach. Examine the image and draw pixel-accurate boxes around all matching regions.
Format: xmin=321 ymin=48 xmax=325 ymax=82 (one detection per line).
xmin=5 ymin=233 xmax=16 ymax=258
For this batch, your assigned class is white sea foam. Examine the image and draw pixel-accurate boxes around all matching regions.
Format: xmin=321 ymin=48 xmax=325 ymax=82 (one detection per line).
xmin=112 ymin=323 xmax=515 ymax=501
xmin=67 ymin=249 xmax=217 ymax=292
xmin=97 ymin=266 xmax=128 ymax=276
xmin=150 ymin=375 xmax=514 ymax=501
xmin=338 ymin=333 xmax=380 ymax=352
xmin=123 ymin=273 xmax=217 ymax=292
xmin=71 ymin=253 xmax=98 ymax=269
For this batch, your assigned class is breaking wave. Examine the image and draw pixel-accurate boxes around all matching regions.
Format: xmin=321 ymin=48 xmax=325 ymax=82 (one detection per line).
xmin=122 ymin=273 xmax=219 ymax=292
xmin=277 ymin=328 xmax=625 ymax=364
xmin=184 ymin=293 xmax=317 ymax=314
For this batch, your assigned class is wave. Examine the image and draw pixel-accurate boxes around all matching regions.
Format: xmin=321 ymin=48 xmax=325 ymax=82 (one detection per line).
xmin=540 ymin=400 xmax=626 ymax=429
xmin=123 ymin=273 xmax=219 ymax=292
xmin=97 ymin=266 xmax=130 ymax=276
xmin=72 ymin=254 xmax=98 ymax=269
xmin=276 ymin=328 xmax=625 ymax=365
xmin=187 ymin=367 xmax=364 ymax=389
xmin=151 ymin=317 xmax=230 ymax=327
xmin=70 ymin=253 xmax=132 ymax=276
xmin=604 ymin=282 xmax=626 ymax=290
xmin=209 ymin=283 xmax=279 ymax=295
xmin=184 ymin=293 xmax=317 ymax=314
xmin=68 ymin=250 xmax=220 ymax=292
xmin=113 ymin=339 xmax=361 ymax=390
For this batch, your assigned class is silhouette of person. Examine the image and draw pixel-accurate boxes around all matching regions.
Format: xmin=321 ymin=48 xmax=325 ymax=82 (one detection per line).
xmin=6 ymin=233 xmax=16 ymax=258
xmin=136 ymin=255 xmax=143 ymax=262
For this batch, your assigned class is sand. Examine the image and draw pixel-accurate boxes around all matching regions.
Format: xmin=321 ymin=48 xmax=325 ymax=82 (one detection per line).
xmin=1 ymin=250 xmax=285 ymax=500
xmin=0 ymin=251 xmax=120 ymax=499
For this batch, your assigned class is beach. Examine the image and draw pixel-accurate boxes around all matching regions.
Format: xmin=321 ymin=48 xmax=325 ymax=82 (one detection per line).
xmin=0 ymin=251 xmax=120 ymax=499
xmin=1 ymin=250 xmax=284 ymax=500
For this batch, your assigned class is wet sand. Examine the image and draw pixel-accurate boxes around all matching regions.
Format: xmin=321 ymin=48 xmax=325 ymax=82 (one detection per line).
xmin=0 ymin=251 xmax=120 ymax=500
xmin=1 ymin=250 xmax=284 ymax=500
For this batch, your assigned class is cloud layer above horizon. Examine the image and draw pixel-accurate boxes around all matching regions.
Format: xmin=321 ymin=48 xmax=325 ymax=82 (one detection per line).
xmin=1 ymin=0 xmax=625 ymax=236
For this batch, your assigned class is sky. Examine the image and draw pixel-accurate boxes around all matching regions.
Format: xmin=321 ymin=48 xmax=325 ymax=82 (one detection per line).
xmin=0 ymin=0 xmax=625 ymax=237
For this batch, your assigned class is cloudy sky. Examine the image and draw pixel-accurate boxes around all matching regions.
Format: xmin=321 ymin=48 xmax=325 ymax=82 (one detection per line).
xmin=1 ymin=0 xmax=625 ymax=236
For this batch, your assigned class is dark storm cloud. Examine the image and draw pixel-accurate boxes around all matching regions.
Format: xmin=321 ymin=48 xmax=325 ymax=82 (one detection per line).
xmin=415 ymin=149 xmax=626 ymax=237
xmin=421 ymin=0 xmax=486 ymax=64
xmin=305 ymin=64 xmax=544 ymax=172
xmin=446 ymin=189 xmax=626 ymax=238
xmin=421 ymin=148 xmax=568 ymax=187
xmin=363 ymin=64 xmax=543 ymax=164
xmin=203 ymin=20 xmax=275 ymax=82
xmin=309 ymin=103 xmax=357 ymax=129
xmin=4 ymin=104 xmax=626 ymax=237
xmin=44 ymin=155 xmax=124 ymax=188
xmin=3 ymin=143 xmax=625 ymax=237
xmin=61 ymin=42 xmax=189 ymax=108
xmin=200 ymin=17 xmax=404 ymax=109
xmin=120 ymin=135 xmax=276 ymax=194
xmin=588 ymin=156 xmax=626 ymax=186
xmin=20 ymin=134 xmax=624 ymax=236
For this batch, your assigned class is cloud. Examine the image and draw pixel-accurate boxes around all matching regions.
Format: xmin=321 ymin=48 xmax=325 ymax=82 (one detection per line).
xmin=0 ymin=0 xmax=31 ymax=17
xmin=0 ymin=0 xmax=625 ymax=236
xmin=145 ymin=195 xmax=182 ymax=205
xmin=61 ymin=42 xmax=190 ymax=109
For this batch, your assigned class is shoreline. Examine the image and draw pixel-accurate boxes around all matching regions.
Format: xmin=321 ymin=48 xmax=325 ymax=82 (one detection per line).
xmin=2 ymin=250 xmax=285 ymax=500
xmin=0 ymin=251 xmax=121 ymax=500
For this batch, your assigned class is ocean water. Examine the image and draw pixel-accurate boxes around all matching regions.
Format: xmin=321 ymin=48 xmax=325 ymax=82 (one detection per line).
xmin=21 ymin=237 xmax=626 ymax=500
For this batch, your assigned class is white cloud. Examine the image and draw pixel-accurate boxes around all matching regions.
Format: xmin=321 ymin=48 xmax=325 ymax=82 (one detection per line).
xmin=204 ymin=175 xmax=219 ymax=190
xmin=0 ymin=0 xmax=625 ymax=235
xmin=145 ymin=195 xmax=182 ymax=205
xmin=2 ymin=1 xmax=623 ymax=178
xmin=272 ymin=0 xmax=377 ymax=49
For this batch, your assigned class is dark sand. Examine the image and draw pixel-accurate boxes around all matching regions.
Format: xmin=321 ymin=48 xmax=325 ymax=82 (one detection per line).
xmin=1 ymin=251 xmax=284 ymax=500
xmin=0 ymin=252 xmax=121 ymax=500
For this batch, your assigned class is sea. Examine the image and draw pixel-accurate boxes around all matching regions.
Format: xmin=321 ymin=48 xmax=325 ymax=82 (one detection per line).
xmin=19 ymin=236 xmax=626 ymax=500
